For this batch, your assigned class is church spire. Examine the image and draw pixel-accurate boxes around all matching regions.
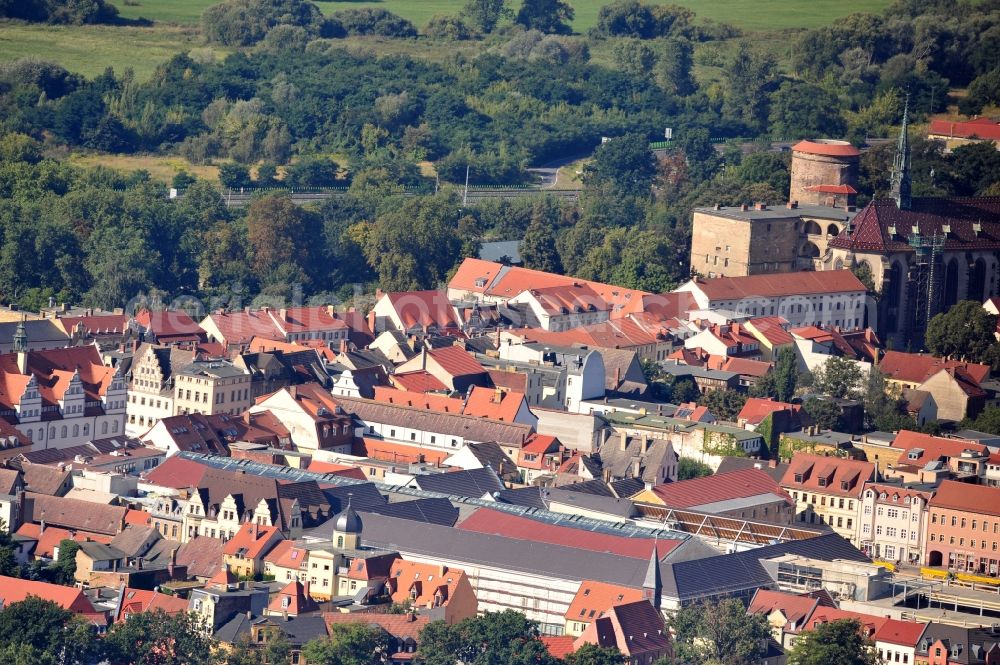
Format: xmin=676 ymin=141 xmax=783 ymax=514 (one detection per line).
xmin=643 ymin=538 xmax=661 ymax=609
xmin=890 ymin=95 xmax=912 ymax=210
xmin=12 ymin=316 xmax=27 ymax=354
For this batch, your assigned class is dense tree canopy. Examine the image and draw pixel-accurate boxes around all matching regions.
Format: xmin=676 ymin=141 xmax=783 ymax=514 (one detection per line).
xmin=670 ymin=598 xmax=771 ymax=665
xmin=787 ymin=619 xmax=880 ymax=665
xmin=925 ymin=300 xmax=999 ymax=366
xmin=418 ymin=610 xmax=558 ymax=665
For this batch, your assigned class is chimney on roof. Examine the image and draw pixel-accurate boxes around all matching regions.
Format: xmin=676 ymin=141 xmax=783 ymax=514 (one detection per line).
xmin=421 ymin=345 xmax=428 ymax=371
xmin=755 ymin=202 xmax=767 ymax=211
xmin=493 ymin=386 xmax=503 ymax=404
xmin=289 ymin=386 xmax=297 ymax=399
xmin=619 ymin=431 xmax=628 ymax=452
xmin=740 ymin=204 xmax=749 ymax=212
xmin=714 ymin=203 xmax=721 ymax=210
xmin=136 ymin=557 xmax=143 ymax=570
xmin=787 ymin=201 xmax=798 ymax=209
xmin=326 ymin=305 xmax=336 ymax=317
xmin=303 ymin=580 xmax=311 ymax=599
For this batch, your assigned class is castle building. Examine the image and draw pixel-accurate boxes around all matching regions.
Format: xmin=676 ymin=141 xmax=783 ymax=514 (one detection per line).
xmin=689 ymin=140 xmax=860 ymax=278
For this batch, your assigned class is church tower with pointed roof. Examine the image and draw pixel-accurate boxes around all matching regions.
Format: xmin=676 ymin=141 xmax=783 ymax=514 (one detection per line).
xmin=642 ymin=542 xmax=661 ymax=609
xmin=889 ymin=96 xmax=912 ymax=210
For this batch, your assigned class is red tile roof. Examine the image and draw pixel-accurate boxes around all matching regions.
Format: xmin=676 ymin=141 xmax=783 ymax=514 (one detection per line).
xmin=747 ymin=316 xmax=794 ymax=346
xmin=738 ymin=398 xmax=801 ymax=426
xmin=457 ymin=508 xmax=680 ymax=559
xmin=565 ymin=580 xmax=645 ymax=623
xmin=353 ymin=437 xmax=452 ymax=465
xmin=390 ymin=370 xmax=448 ymax=393
xmin=521 ymin=283 xmax=609 ymax=315
xmin=223 ymin=523 xmax=282 ymax=560
xmin=487 ymin=369 xmax=527 ymax=393
xmin=929 ymin=479 xmax=1000 ymax=516
xmin=928 ymin=118 xmax=1000 ymax=141
xmin=372 ymin=387 xmax=465 ymax=413
xmin=305 ymin=460 xmax=367 ymax=480
xmin=792 ymin=140 xmax=861 ymax=157
xmin=879 ymin=350 xmax=989 ymax=386
xmin=384 ymin=291 xmax=462 ymax=331
xmin=890 ymin=430 xmax=988 ymax=465
xmin=117 ymin=588 xmax=189 ymax=622
xmin=710 ymin=356 xmax=772 ymax=377
xmin=323 ymin=611 xmax=428 ymax=641
xmin=143 ymin=456 xmax=211 ymax=489
xmin=651 ymin=468 xmax=789 ymax=509
xmin=0 ymin=575 xmax=95 ymax=613
xmin=15 ymin=523 xmax=113 ymax=558
xmin=55 ymin=314 xmax=129 ymax=336
xmin=874 ymin=618 xmax=927 ymax=647
xmin=124 ymin=509 xmax=152 ymax=527
xmin=387 ymin=560 xmax=469 ymax=609
xmin=748 ymin=589 xmax=819 ymax=630
xmin=135 ymin=309 xmax=205 ymax=341
xmin=691 ymin=270 xmax=866 ymax=301
xmin=803 ymin=606 xmax=888 ymax=638
xmin=448 ymin=258 xmax=651 ymax=319
xmin=0 ymin=345 xmax=116 ymax=408
xmin=263 ymin=539 xmax=308 ymax=570
xmin=426 ymin=346 xmax=486 ymax=379
xmin=540 ymin=636 xmax=576 ymax=659
xmin=780 ymin=453 xmax=874 ymax=498
xmin=268 ymin=580 xmax=319 ymax=615
xmin=463 ymin=386 xmax=527 ymax=422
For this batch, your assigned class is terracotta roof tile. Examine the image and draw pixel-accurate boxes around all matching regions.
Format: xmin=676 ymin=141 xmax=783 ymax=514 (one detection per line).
xmin=928 ymin=118 xmax=1000 ymax=141
xmin=389 ymin=370 xmax=448 ymax=393
xmin=223 ymin=523 xmax=282 ymax=560
xmin=929 ymin=479 xmax=1000 ymax=516
xmin=779 ymin=453 xmax=874 ymax=498
xmin=565 ymin=581 xmax=645 ymax=623
xmin=691 ymin=270 xmax=865 ymax=300
xmin=384 ymin=291 xmax=462 ymax=331
xmin=0 ymin=574 xmax=95 ymax=613
xmin=651 ymin=468 xmax=789 ymax=509
xmin=792 ymin=140 xmax=861 ymax=157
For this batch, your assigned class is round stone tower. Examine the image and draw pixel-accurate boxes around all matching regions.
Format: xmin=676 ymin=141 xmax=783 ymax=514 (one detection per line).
xmin=789 ymin=139 xmax=860 ymax=208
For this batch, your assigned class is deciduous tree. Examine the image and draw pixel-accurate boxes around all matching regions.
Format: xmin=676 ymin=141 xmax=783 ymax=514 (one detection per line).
xmin=670 ymin=598 xmax=770 ymax=665
xmin=925 ymin=300 xmax=999 ymax=366
xmin=515 ymin=0 xmax=574 ymax=34
xmin=787 ymin=619 xmax=880 ymax=665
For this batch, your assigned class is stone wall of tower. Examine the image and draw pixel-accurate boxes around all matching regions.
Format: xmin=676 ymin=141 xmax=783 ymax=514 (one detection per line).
xmin=789 ymin=147 xmax=859 ymax=206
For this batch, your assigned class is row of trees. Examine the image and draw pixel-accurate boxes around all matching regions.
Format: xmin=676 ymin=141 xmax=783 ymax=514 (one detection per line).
xmin=0 ymin=595 xmax=881 ymax=665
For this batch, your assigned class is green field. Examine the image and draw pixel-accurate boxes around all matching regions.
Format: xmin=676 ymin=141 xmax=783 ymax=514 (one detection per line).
xmin=0 ymin=21 xmax=211 ymax=79
xmin=110 ymin=0 xmax=892 ymax=32
xmin=0 ymin=0 xmax=892 ymax=84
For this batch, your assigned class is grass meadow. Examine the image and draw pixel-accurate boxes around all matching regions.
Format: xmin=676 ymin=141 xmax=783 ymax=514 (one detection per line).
xmin=108 ymin=0 xmax=891 ymax=32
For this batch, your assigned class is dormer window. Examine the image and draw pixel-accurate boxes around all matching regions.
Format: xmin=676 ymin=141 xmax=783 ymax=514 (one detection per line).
xmin=840 ymin=481 xmax=849 ymax=491
xmin=818 ymin=477 xmax=827 ymax=487
xmin=794 ymin=473 xmax=803 ymax=483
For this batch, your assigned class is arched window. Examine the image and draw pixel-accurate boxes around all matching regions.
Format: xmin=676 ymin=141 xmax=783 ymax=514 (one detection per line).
xmin=72 ymin=424 xmax=79 ymax=437
xmin=60 ymin=426 xmax=67 ymax=438
xmin=804 ymin=221 xmax=822 ymax=235
xmin=969 ymin=257 xmax=988 ymax=303
xmin=944 ymin=258 xmax=960 ymax=310
xmin=101 ymin=421 xmax=109 ymax=435
xmin=337 ymin=536 xmax=344 ymax=548
xmin=827 ymin=224 xmax=840 ymax=237
xmin=801 ymin=242 xmax=820 ymax=258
